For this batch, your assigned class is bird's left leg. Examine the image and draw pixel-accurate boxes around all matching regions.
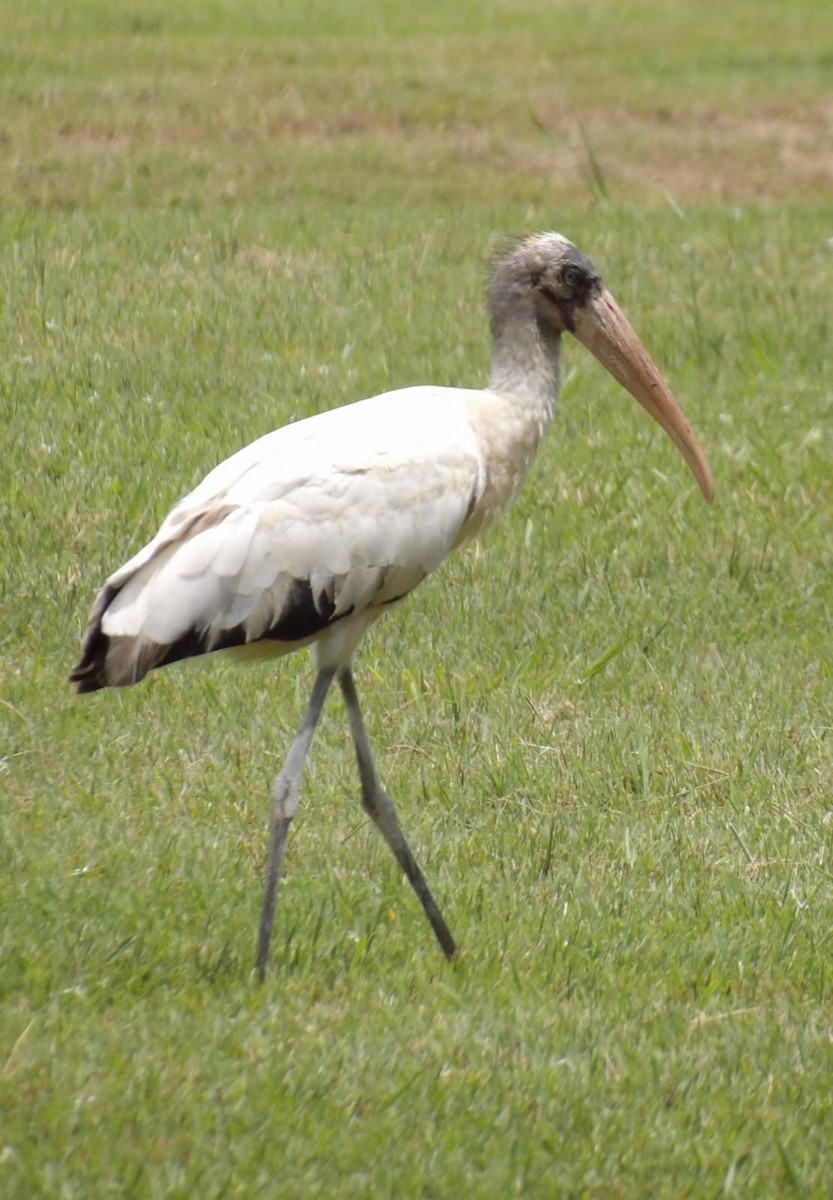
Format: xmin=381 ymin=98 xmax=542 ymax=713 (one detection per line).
xmin=255 ymin=666 xmax=336 ymax=981
xmin=337 ymin=665 xmax=457 ymax=960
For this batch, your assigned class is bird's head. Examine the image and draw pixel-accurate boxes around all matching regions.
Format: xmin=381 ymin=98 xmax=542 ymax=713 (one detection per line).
xmin=492 ymin=232 xmax=715 ymax=503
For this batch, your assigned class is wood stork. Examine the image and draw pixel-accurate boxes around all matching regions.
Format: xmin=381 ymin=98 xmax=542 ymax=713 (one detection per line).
xmin=70 ymin=232 xmax=714 ymax=979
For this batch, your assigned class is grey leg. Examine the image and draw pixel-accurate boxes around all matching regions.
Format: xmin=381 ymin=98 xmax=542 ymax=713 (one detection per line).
xmin=255 ymin=667 xmax=336 ymax=981
xmin=338 ymin=666 xmax=457 ymax=960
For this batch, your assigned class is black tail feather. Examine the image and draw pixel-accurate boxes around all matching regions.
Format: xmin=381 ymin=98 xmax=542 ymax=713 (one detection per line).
xmin=69 ymin=574 xmax=357 ymax=693
xmin=69 ymin=584 xmax=119 ymax=693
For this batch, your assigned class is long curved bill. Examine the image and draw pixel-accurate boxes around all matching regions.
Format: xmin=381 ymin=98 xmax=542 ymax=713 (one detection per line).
xmin=572 ymin=287 xmax=715 ymax=503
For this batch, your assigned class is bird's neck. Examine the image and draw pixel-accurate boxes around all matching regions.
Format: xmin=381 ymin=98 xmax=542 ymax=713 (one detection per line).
xmin=488 ymin=299 xmax=562 ymax=463
xmin=487 ymin=294 xmax=561 ymax=426
xmin=461 ymin=305 xmax=562 ymax=538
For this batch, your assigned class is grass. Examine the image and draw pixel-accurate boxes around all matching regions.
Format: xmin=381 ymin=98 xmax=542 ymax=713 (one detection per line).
xmin=2 ymin=0 xmax=833 ymax=1194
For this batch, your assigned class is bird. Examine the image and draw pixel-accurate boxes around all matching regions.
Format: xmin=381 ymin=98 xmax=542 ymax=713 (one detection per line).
xmin=70 ymin=232 xmax=714 ymax=979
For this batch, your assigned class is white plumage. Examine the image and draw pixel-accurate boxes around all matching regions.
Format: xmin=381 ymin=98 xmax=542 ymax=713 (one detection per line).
xmin=100 ymin=389 xmax=487 ymax=668
xmin=71 ymin=232 xmax=713 ymax=978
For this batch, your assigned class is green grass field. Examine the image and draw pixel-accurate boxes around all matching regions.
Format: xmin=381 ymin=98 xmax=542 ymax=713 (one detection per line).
xmin=2 ymin=0 xmax=832 ymax=1194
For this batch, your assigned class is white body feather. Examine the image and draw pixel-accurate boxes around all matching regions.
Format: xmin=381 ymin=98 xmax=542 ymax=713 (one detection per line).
xmin=96 ymin=381 xmax=556 ymax=677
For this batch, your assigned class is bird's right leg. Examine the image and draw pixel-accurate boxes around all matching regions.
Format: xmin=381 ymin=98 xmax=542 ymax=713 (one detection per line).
xmin=338 ymin=665 xmax=457 ymax=961
xmin=255 ymin=666 xmax=336 ymax=981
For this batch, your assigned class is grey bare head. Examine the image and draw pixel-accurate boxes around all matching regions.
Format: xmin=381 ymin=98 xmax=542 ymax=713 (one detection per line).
xmin=488 ymin=231 xmax=715 ymax=502
xmin=489 ymin=232 xmax=603 ymax=337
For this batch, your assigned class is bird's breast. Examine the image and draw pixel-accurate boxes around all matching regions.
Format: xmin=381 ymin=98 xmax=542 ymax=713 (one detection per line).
xmin=460 ymin=390 xmax=554 ymax=539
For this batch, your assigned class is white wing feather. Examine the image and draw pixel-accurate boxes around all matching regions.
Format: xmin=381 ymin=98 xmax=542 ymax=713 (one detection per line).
xmin=102 ymin=387 xmax=486 ymax=649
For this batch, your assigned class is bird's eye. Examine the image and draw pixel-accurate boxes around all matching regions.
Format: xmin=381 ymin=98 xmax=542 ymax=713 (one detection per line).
xmin=561 ymin=266 xmax=581 ymax=290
